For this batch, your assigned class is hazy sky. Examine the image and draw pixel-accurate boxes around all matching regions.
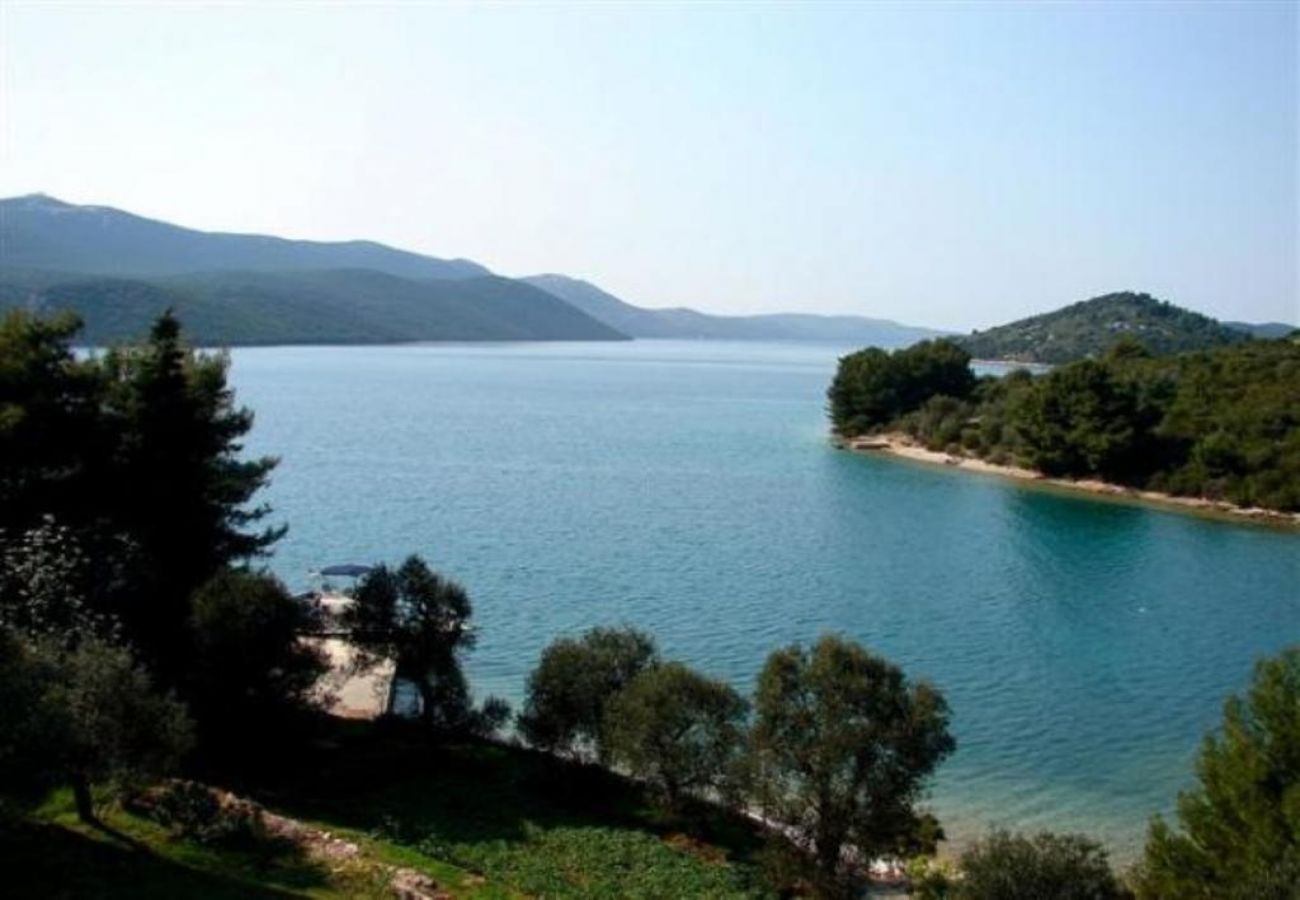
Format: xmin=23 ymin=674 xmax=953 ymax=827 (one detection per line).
xmin=2 ymin=2 xmax=1295 ymax=329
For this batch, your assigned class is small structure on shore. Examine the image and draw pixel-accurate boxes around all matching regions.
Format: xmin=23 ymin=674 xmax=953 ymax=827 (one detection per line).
xmin=300 ymin=563 xmax=420 ymax=721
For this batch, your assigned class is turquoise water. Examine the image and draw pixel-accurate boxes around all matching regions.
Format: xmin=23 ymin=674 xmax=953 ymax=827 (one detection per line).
xmin=229 ymin=340 xmax=1299 ymax=858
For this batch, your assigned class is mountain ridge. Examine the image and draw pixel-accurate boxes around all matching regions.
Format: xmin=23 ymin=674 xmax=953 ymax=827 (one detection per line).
xmin=0 ymin=193 xmax=490 ymax=281
xmin=522 ymin=273 xmax=943 ymax=347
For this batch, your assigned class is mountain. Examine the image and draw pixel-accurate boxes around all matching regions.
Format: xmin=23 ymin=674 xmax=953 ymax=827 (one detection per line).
xmin=956 ymin=292 xmax=1251 ymax=364
xmin=523 ymin=274 xmax=941 ymax=346
xmin=1225 ymin=321 xmax=1297 ymax=340
xmin=0 ymin=267 xmax=626 ymax=345
xmin=0 ymin=194 xmax=938 ymax=347
xmin=0 ymin=194 xmax=489 ymax=280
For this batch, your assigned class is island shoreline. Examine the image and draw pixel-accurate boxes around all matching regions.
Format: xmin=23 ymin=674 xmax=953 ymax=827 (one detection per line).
xmin=835 ymin=432 xmax=1300 ymax=529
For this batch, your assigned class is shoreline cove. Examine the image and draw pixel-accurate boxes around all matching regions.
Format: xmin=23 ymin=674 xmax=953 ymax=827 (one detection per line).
xmin=836 ymin=433 xmax=1300 ymax=529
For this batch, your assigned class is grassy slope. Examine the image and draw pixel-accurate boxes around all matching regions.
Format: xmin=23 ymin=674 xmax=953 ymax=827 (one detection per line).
xmin=237 ymin=723 xmax=766 ymax=899
xmin=4 ymin=722 xmax=768 ymax=899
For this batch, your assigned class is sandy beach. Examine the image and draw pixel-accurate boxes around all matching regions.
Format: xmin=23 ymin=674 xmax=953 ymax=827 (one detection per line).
xmin=838 ymin=433 xmax=1300 ymax=528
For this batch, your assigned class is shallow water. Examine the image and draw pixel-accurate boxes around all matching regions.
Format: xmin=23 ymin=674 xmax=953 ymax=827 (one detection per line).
xmin=229 ymin=340 xmax=1300 ymax=858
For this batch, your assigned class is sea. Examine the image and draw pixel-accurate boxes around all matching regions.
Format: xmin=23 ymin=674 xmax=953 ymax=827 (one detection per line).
xmin=228 ymin=339 xmax=1300 ymax=859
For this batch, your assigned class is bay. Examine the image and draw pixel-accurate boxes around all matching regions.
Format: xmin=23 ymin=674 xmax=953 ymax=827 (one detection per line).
xmin=229 ymin=340 xmax=1300 ymax=858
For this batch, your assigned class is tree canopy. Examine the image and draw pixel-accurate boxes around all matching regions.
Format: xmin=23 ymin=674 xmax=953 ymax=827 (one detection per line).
xmin=518 ymin=626 xmax=660 ymax=760
xmin=603 ymin=661 xmax=748 ymax=811
xmin=1135 ymin=646 xmax=1300 ymax=899
xmin=344 ymin=555 xmax=484 ymax=732
xmin=831 ymin=335 xmax=1300 ymax=511
xmin=750 ymin=634 xmax=955 ymax=893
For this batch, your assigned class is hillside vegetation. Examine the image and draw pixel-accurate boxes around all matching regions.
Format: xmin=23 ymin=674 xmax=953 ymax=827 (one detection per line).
xmin=830 ymin=336 xmax=1300 ymax=512
xmin=0 ymin=194 xmax=488 ymax=280
xmin=0 ymin=267 xmax=627 ymax=345
xmin=957 ymin=292 xmax=1250 ymax=364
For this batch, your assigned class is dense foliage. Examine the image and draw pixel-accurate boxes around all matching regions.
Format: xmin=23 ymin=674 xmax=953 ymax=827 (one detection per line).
xmin=749 ymin=635 xmax=955 ymax=894
xmin=0 ymin=308 xmax=311 ymax=818
xmin=345 ymin=555 xmax=506 ymax=734
xmin=956 ymin=292 xmax=1250 ymax=364
xmin=0 ymin=310 xmax=285 ymax=684
xmin=187 ymin=569 xmax=327 ymax=742
xmin=603 ymin=661 xmax=749 ymax=811
xmin=831 ymin=335 xmax=1300 ymax=511
xmin=828 ymin=339 xmax=976 ymax=435
xmin=955 ymin=829 xmax=1128 ymax=899
xmin=517 ymin=626 xmax=660 ymax=760
xmin=0 ymin=631 xmax=192 ymax=823
xmin=1133 ymin=646 xmax=1300 ymax=899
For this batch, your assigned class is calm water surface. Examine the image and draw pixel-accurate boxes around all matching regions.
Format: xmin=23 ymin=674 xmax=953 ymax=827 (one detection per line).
xmin=229 ymin=340 xmax=1299 ymax=858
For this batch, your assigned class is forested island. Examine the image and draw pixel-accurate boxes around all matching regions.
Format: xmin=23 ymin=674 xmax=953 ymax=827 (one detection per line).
xmin=830 ymin=333 xmax=1300 ymax=516
xmin=955 ymin=292 xmax=1255 ymax=364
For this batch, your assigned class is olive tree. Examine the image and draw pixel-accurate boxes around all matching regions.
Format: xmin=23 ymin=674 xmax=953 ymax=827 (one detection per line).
xmin=517 ymin=626 xmax=658 ymax=760
xmin=604 ymin=661 xmax=748 ymax=811
xmin=750 ymin=634 xmax=954 ymax=894
xmin=1134 ymin=646 xmax=1300 ymax=899
xmin=0 ymin=629 xmax=193 ymax=823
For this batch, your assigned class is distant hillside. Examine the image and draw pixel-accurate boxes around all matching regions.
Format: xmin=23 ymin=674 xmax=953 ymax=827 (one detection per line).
xmin=1225 ymin=320 xmax=1297 ymax=340
xmin=0 ymin=267 xmax=626 ymax=345
xmin=523 ymin=273 xmax=941 ymax=347
xmin=0 ymin=194 xmax=488 ymax=280
xmin=957 ymin=292 xmax=1249 ymax=364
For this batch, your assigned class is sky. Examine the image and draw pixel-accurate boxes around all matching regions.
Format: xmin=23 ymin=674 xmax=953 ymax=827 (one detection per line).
xmin=1 ymin=2 xmax=1296 ymax=330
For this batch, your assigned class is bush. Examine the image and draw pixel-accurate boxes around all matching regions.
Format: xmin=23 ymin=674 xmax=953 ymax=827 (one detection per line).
xmin=518 ymin=626 xmax=659 ymax=760
xmin=907 ymin=854 xmax=958 ymax=899
xmin=146 ymin=780 xmax=266 ymax=849
xmin=956 ymin=829 xmax=1127 ymax=900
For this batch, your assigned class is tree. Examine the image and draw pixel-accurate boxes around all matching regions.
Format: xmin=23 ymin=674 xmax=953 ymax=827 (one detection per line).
xmin=99 ymin=311 xmax=283 ymax=683
xmin=0 ymin=312 xmax=111 ymax=538
xmin=0 ymin=629 xmax=193 ymax=823
xmin=344 ymin=556 xmax=481 ymax=731
xmin=828 ymin=340 xmax=974 ymax=436
xmin=1134 ymin=646 xmax=1300 ymax=899
xmin=517 ymin=626 xmax=659 ymax=760
xmin=750 ymin=634 xmax=955 ymax=895
xmin=956 ymin=829 xmax=1127 ymax=900
xmin=0 ymin=309 xmax=285 ymax=687
xmin=603 ymin=661 xmax=748 ymax=811
xmin=187 ymin=568 xmax=327 ymax=741
xmin=1011 ymin=360 xmax=1164 ymax=483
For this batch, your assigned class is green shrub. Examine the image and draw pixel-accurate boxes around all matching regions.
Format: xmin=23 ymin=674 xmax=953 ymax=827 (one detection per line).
xmin=956 ymin=829 xmax=1127 ymax=900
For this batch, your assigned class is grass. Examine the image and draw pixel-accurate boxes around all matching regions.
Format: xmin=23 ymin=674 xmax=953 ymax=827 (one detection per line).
xmin=2 ymin=791 xmax=341 ymax=899
xmin=2 ymin=720 xmax=772 ymax=898
xmin=235 ymin=719 xmax=770 ymax=898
